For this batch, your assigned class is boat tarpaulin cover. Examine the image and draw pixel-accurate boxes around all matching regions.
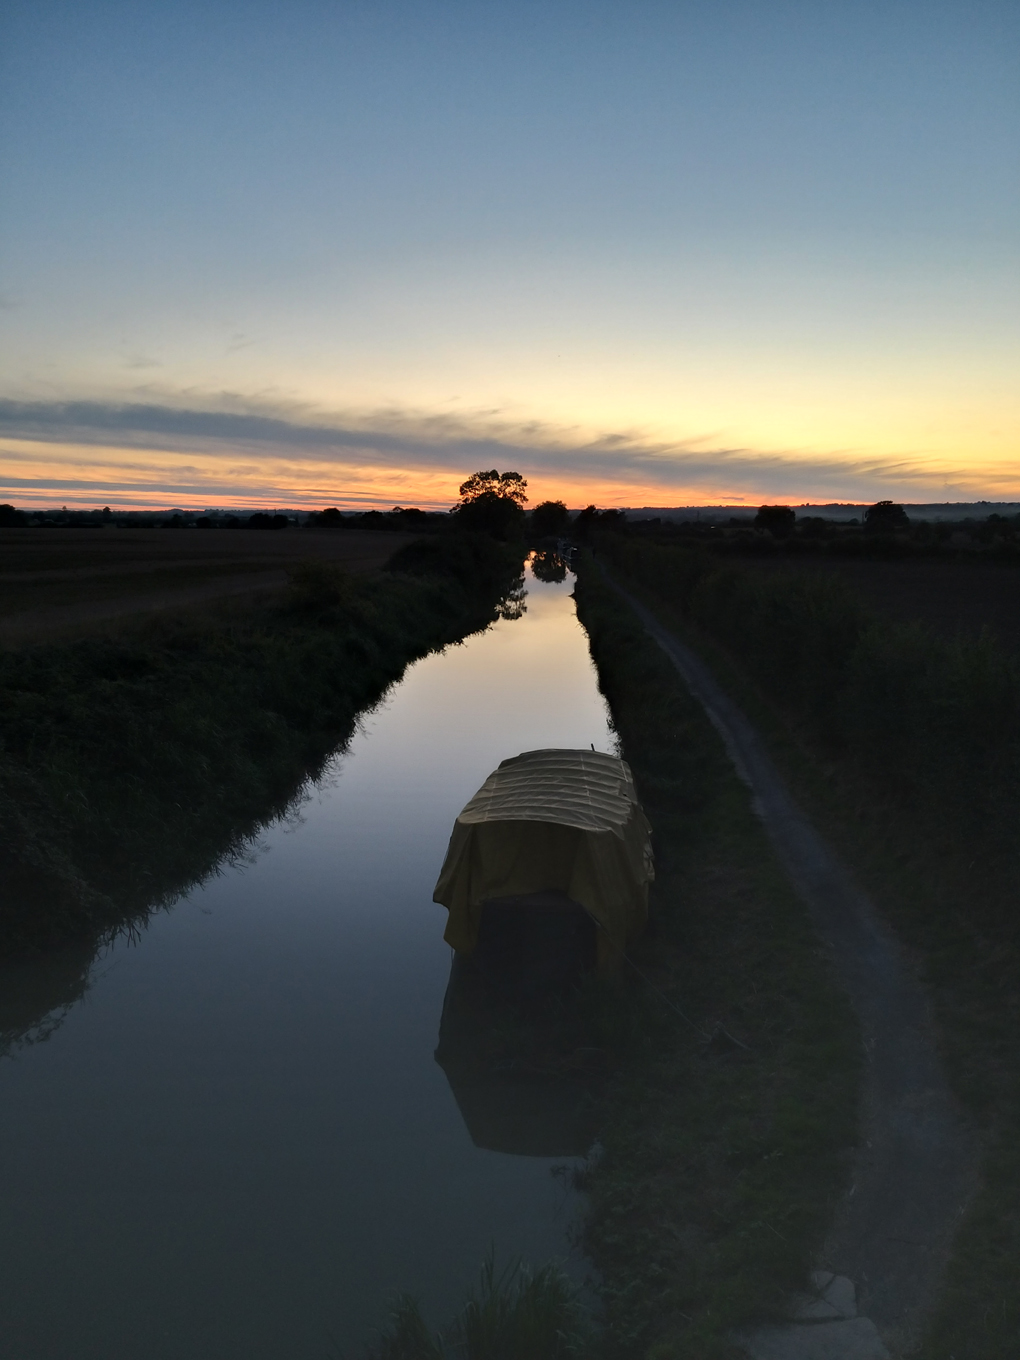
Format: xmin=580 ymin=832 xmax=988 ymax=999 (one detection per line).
xmin=433 ymin=748 xmax=653 ymax=967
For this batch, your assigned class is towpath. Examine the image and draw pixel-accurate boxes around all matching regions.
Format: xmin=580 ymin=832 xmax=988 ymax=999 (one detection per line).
xmin=607 ymin=576 xmax=976 ymax=1360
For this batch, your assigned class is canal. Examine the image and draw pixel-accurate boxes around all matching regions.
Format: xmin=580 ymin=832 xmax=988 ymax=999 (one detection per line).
xmin=0 ymin=560 xmax=613 ymax=1359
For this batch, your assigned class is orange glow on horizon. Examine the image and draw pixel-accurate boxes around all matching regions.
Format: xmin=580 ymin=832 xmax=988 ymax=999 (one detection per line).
xmin=2 ymin=435 xmax=1019 ymax=514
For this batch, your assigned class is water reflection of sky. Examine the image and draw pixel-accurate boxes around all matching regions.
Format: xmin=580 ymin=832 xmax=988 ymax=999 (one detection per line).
xmin=0 ymin=564 xmax=614 ymax=1360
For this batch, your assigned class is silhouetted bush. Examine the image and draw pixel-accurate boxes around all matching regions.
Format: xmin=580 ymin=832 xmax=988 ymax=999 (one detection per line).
xmin=864 ymin=500 xmax=910 ymax=533
xmin=754 ymin=505 xmax=796 ymax=538
xmin=530 ymin=500 xmax=571 ymax=538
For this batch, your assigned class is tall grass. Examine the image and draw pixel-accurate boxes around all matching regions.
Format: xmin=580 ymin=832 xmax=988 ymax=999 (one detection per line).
xmin=364 ymin=1257 xmax=592 ymax=1360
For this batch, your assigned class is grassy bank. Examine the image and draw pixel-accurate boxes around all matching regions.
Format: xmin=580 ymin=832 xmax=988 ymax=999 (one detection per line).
xmin=364 ymin=1256 xmax=593 ymax=1360
xmin=0 ymin=533 xmax=524 ymax=955
xmin=593 ymin=535 xmax=1020 ymax=1358
xmin=570 ymin=558 xmax=860 ymax=1359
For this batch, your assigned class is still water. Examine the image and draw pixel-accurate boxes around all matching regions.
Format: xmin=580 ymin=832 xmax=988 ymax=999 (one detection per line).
xmin=0 ymin=563 xmax=613 ymax=1359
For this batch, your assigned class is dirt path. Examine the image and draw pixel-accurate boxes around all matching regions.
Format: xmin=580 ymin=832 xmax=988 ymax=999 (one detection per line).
xmin=608 ymin=578 xmax=976 ymax=1359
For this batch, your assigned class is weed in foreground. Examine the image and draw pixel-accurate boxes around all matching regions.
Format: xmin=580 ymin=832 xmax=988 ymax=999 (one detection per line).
xmin=364 ymin=1256 xmax=593 ymax=1360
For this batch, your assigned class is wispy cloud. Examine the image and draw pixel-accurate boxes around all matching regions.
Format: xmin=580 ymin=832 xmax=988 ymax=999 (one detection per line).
xmin=0 ymin=394 xmax=1015 ymax=509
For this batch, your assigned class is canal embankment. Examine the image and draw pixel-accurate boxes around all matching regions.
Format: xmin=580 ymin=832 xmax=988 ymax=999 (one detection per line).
xmin=584 ymin=535 xmax=1019 ymax=1359
xmin=0 ymin=532 xmax=525 ymax=954
xmin=571 ymin=560 xmax=861 ymax=1359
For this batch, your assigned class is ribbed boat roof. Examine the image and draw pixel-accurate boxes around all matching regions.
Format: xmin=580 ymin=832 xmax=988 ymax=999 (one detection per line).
xmin=456 ymin=748 xmax=638 ymax=834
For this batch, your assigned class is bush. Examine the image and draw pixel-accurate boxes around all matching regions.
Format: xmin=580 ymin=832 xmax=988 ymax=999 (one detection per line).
xmin=365 ymin=1257 xmax=592 ymax=1360
xmin=753 ymin=505 xmax=796 ymax=538
xmin=530 ymin=501 xmax=571 ymax=539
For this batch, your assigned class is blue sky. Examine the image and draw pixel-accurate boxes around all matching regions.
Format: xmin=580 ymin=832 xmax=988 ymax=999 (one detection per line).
xmin=1 ymin=0 xmax=1017 ymax=508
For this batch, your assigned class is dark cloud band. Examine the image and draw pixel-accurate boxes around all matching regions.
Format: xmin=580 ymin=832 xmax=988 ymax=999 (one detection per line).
xmin=0 ymin=395 xmax=964 ymax=500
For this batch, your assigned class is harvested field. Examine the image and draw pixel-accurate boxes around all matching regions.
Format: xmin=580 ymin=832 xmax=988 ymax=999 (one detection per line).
xmin=0 ymin=527 xmax=412 ymax=646
xmin=739 ymin=553 xmax=1020 ymax=653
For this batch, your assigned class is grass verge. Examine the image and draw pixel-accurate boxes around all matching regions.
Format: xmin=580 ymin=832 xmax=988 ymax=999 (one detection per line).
xmin=571 ymin=557 xmax=860 ymax=1359
xmin=593 ymin=535 xmax=1020 ymax=1359
xmin=363 ymin=1255 xmax=593 ymax=1360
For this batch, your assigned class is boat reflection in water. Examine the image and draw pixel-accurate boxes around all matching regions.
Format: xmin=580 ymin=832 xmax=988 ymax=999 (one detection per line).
xmin=434 ymin=891 xmax=603 ymax=1158
xmin=431 ymin=746 xmax=654 ymax=1158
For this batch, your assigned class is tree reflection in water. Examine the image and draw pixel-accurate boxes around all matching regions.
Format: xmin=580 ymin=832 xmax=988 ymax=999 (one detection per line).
xmin=496 ymin=572 xmax=529 ymax=620
xmin=530 ymin=551 xmax=569 ymax=585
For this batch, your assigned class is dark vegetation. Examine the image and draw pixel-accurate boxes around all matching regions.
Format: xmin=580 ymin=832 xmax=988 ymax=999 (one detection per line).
xmin=529 ymin=499 xmax=571 ymax=539
xmin=592 ymin=533 xmax=1020 ymax=1357
xmin=752 ymin=505 xmax=795 ymax=538
xmin=619 ymin=501 xmax=1020 ymax=561
xmin=0 ymin=502 xmax=446 ymax=532
xmin=0 ymin=533 xmax=526 ymax=956
xmin=568 ymin=559 xmax=859 ymax=1359
xmin=309 ymin=506 xmax=444 ymax=533
xmin=364 ymin=1255 xmax=592 ymax=1360
xmin=452 ymin=470 xmax=529 ymax=540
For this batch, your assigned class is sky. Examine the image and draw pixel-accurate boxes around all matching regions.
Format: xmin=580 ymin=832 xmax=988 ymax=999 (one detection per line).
xmin=1 ymin=0 xmax=1017 ymax=511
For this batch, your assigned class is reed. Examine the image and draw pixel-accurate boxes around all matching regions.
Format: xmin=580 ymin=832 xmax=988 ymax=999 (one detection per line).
xmin=365 ymin=1256 xmax=592 ymax=1360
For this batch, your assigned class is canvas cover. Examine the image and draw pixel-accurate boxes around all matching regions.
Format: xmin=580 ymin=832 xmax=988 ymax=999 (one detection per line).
xmin=433 ymin=748 xmax=653 ymax=967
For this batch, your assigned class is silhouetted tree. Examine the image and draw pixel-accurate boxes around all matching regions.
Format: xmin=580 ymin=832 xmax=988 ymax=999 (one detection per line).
xmin=454 ymin=469 xmax=528 ymax=540
xmin=390 ymin=506 xmax=429 ymax=529
xmin=754 ymin=505 xmax=796 ymax=538
xmin=530 ymin=499 xmax=570 ymax=538
xmin=458 ymin=470 xmax=528 ymax=506
xmin=864 ymin=500 xmax=910 ymax=533
xmin=573 ymin=505 xmax=626 ymax=539
xmin=0 ymin=504 xmax=27 ymax=527
xmin=246 ymin=513 xmax=287 ymax=530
